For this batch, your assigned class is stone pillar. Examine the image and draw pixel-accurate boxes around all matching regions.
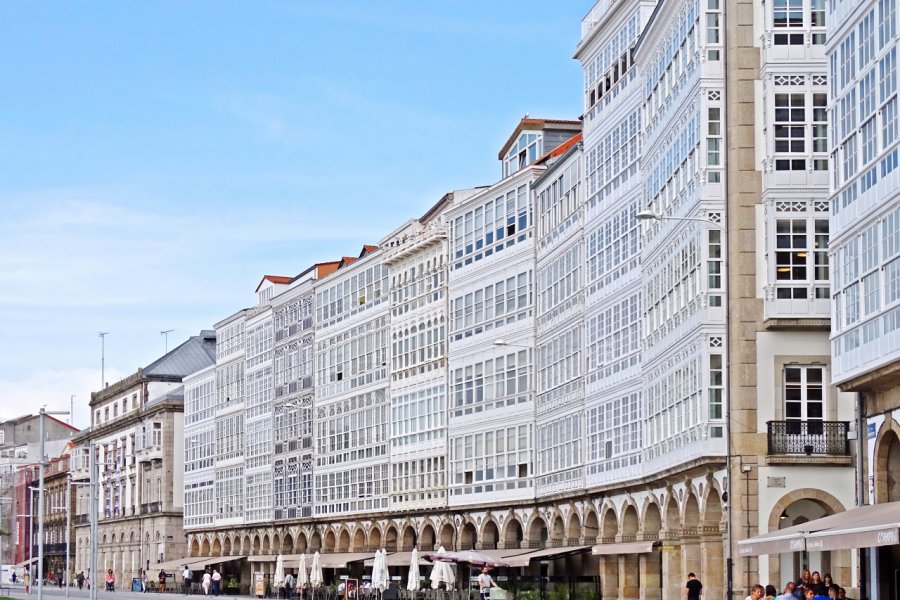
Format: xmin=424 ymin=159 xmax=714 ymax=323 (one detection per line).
xmin=662 ymin=540 xmax=683 ymax=600
xmin=700 ymin=533 xmax=725 ymax=599
xmin=681 ymin=535 xmax=701 ymax=584
xmin=640 ymin=548 xmax=663 ymax=600
xmin=600 ymin=556 xmax=618 ymax=600
xmin=618 ymin=553 xmax=640 ymax=600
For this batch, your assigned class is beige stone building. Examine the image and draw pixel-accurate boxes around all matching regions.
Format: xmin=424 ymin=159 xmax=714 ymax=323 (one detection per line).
xmin=71 ymin=331 xmax=215 ymax=585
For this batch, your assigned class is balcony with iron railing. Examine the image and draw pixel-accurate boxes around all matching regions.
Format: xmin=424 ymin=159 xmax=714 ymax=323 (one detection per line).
xmin=766 ymin=420 xmax=851 ymax=464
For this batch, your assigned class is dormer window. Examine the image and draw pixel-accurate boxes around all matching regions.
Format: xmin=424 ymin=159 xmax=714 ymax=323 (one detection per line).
xmin=503 ymin=133 xmax=542 ymax=177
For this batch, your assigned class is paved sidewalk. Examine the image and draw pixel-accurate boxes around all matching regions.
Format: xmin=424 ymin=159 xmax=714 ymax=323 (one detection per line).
xmin=3 ymin=587 xmax=259 ymax=600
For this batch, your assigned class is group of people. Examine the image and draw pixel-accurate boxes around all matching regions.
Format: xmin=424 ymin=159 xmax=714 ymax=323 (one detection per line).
xmin=685 ymin=570 xmax=851 ymax=600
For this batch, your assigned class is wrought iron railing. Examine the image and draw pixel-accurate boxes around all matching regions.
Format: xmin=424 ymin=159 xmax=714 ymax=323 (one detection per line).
xmin=767 ymin=420 xmax=850 ymax=456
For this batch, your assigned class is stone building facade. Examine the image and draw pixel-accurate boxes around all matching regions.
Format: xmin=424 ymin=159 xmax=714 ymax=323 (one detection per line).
xmin=71 ymin=331 xmax=215 ymax=585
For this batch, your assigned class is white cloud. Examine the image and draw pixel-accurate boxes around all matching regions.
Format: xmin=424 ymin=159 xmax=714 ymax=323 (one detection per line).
xmin=0 ymin=367 xmax=124 ymax=431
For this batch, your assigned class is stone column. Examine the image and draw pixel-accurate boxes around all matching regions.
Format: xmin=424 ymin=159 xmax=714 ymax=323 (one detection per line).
xmin=681 ymin=534 xmax=701 ymax=585
xmin=600 ymin=556 xmax=618 ymax=600
xmin=700 ymin=533 xmax=725 ymax=599
xmin=618 ymin=553 xmax=640 ymax=600
xmin=661 ymin=540 xmax=683 ymax=600
xmin=639 ymin=547 xmax=663 ymax=600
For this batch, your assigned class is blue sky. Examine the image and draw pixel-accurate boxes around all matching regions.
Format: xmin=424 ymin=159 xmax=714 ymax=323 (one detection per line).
xmin=0 ymin=1 xmax=585 ymax=427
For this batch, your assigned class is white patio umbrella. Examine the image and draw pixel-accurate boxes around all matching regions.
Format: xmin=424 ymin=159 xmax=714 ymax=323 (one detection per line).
xmin=375 ymin=549 xmax=390 ymax=592
xmin=297 ymin=554 xmax=309 ymax=588
xmin=406 ymin=548 xmax=420 ymax=591
xmin=310 ymin=552 xmax=324 ymax=588
xmin=274 ymin=554 xmax=285 ymax=589
xmin=429 ymin=547 xmax=455 ymax=590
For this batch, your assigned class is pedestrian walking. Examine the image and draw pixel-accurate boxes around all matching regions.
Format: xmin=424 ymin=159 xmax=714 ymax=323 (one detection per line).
xmin=685 ymin=573 xmax=703 ymax=600
xmin=284 ymin=572 xmax=295 ymax=600
xmin=183 ymin=566 xmax=193 ymax=595
xmin=202 ymin=569 xmax=212 ymax=596
xmin=159 ymin=569 xmax=168 ymax=593
xmin=477 ymin=567 xmax=499 ymax=600
xmin=211 ymin=570 xmax=222 ymax=597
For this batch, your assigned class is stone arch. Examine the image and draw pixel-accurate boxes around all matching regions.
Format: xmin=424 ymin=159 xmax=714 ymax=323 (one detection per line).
xmin=190 ymin=539 xmax=200 ymax=557
xmin=682 ymin=493 xmax=700 ymax=533
xmin=244 ymin=535 xmax=253 ymax=555
xmin=273 ymin=534 xmax=281 ymax=554
xmin=296 ymin=532 xmax=308 ymax=553
xmin=130 ymin=530 xmax=136 ymax=543
xmin=663 ymin=495 xmax=681 ymax=534
xmin=420 ymin=523 xmax=436 ymax=551
xmin=309 ymin=531 xmax=321 ymax=553
xmin=642 ymin=502 xmax=662 ymax=539
xmin=621 ymin=504 xmax=639 ymax=540
xmin=460 ymin=521 xmax=478 ymax=550
xmin=481 ymin=519 xmax=500 ymax=550
xmin=102 ymin=534 xmax=108 ymax=544
xmin=338 ymin=529 xmax=351 ymax=553
xmin=766 ymin=488 xmax=849 ymax=593
xmin=262 ymin=534 xmax=271 ymax=554
xmin=567 ymin=512 xmax=582 ymax=543
xmin=352 ymin=528 xmax=366 ymax=552
xmin=439 ymin=522 xmax=455 ymax=549
xmin=223 ymin=537 xmax=232 ymax=556
xmin=550 ymin=514 xmax=565 ymax=546
xmin=503 ymin=516 xmax=523 ymax=550
xmin=283 ymin=533 xmax=294 ymax=554
xmin=252 ymin=534 xmax=261 ymax=554
xmin=212 ymin=537 xmax=222 ymax=557
xmin=527 ymin=515 xmax=548 ymax=548
xmin=323 ymin=529 xmax=336 ymax=552
xmin=583 ymin=509 xmax=599 ymax=543
xmin=368 ymin=526 xmax=382 ymax=550
xmin=401 ymin=525 xmax=417 ymax=551
xmin=600 ymin=506 xmax=618 ymax=542
xmin=702 ymin=487 xmax=724 ymax=530
xmin=201 ymin=538 xmax=211 ymax=556
xmin=875 ymin=425 xmax=900 ymax=503
xmin=384 ymin=525 xmax=398 ymax=551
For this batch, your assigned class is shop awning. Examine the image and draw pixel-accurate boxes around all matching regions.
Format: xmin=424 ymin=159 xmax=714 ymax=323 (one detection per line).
xmin=805 ymin=501 xmax=900 ymax=551
xmin=317 ymin=552 xmax=375 ymax=569
xmin=503 ymin=545 xmax=593 ymax=567
xmin=248 ymin=555 xmax=279 ymax=563
xmin=15 ymin=557 xmax=38 ymax=567
xmin=190 ymin=556 xmax=247 ymax=569
xmin=151 ymin=558 xmax=194 ymax=572
xmin=737 ymin=500 xmax=900 ymax=556
xmin=591 ymin=541 xmax=658 ymax=555
xmin=363 ymin=552 xmax=430 ymax=567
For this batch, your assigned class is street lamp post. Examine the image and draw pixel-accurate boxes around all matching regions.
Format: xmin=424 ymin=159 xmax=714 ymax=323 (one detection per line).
xmin=637 ymin=209 xmax=733 ymax=598
xmin=38 ymin=407 xmax=70 ymax=600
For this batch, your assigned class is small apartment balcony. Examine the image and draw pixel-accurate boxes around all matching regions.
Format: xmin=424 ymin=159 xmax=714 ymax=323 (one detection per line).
xmin=382 ymin=225 xmax=447 ymax=265
xmin=763 ymin=284 xmax=831 ymax=327
xmin=766 ymin=420 xmax=852 ymax=465
xmin=137 ymin=444 xmax=163 ymax=463
xmin=140 ymin=501 xmax=162 ymax=515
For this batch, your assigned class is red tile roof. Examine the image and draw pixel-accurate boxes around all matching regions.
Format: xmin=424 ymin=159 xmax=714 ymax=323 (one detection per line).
xmin=255 ymin=274 xmax=293 ymax=293
xmin=535 ymin=133 xmax=583 ymax=165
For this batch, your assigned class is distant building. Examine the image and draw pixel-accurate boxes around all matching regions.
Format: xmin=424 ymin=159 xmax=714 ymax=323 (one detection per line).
xmin=70 ymin=331 xmax=215 ymax=584
xmin=0 ymin=413 xmax=78 ymax=568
